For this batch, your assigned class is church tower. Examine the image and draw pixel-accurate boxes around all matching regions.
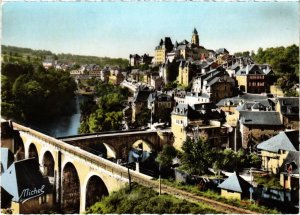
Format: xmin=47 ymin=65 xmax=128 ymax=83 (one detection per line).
xmin=191 ymin=28 xmax=199 ymax=46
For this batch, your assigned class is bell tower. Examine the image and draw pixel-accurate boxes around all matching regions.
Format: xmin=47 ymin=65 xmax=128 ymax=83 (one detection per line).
xmin=191 ymin=28 xmax=199 ymax=46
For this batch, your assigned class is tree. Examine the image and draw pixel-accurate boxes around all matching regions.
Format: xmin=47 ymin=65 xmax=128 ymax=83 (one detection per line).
xmin=213 ymin=148 xmax=254 ymax=172
xmin=180 ymin=133 xmax=213 ymax=175
xmin=155 ymin=107 xmax=172 ymax=124
xmin=2 ymin=62 xmax=77 ymax=121
xmin=156 ymin=145 xmax=177 ymax=168
xmin=135 ymin=109 xmax=151 ymax=127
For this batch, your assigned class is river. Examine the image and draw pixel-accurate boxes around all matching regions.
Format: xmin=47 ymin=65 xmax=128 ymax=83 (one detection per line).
xmin=27 ymin=95 xmax=86 ymax=138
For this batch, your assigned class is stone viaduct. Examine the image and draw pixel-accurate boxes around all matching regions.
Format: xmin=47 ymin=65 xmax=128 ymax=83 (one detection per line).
xmin=4 ymin=121 xmax=162 ymax=213
xmin=59 ymin=129 xmax=173 ymax=161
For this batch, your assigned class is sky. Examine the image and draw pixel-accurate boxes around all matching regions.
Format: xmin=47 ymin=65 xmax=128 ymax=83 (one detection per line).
xmin=2 ymin=1 xmax=299 ymax=58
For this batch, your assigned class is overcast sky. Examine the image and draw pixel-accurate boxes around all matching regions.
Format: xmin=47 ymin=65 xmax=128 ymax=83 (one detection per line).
xmin=2 ymin=1 xmax=299 ymax=58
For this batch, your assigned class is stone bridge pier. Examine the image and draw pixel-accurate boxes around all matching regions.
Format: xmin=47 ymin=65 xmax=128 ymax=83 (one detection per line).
xmin=3 ymin=122 xmax=152 ymax=214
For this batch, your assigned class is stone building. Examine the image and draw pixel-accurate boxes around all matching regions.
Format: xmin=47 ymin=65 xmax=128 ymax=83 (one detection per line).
xmin=216 ymin=93 xmax=274 ymax=127
xmin=177 ymin=60 xmax=198 ymax=87
xmin=279 ymin=151 xmax=299 ymax=190
xmin=147 ymin=91 xmax=175 ymax=123
xmin=257 ymin=131 xmax=299 ymax=174
xmin=154 ymin=37 xmax=174 ymax=64
xmin=155 ymin=28 xmax=209 ymax=65
xmin=235 ymin=64 xmax=267 ymax=94
xmin=218 ymin=172 xmax=252 ymax=200
xmin=190 ymin=67 xmax=236 ymax=103
xmin=239 ymin=111 xmax=284 ymax=149
xmin=129 ymin=54 xmax=141 ymax=67
xmin=275 ymin=97 xmax=299 ymax=130
xmin=171 ymin=103 xmax=227 ymax=150
xmin=131 ymin=90 xmax=152 ymax=123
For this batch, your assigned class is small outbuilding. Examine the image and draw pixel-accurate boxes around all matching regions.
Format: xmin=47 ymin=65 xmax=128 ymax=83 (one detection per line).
xmin=217 ymin=172 xmax=252 ymax=200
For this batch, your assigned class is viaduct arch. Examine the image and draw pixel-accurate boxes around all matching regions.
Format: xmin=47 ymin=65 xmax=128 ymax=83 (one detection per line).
xmin=9 ymin=122 xmax=152 ymax=213
xmin=60 ymin=130 xmax=173 ymax=161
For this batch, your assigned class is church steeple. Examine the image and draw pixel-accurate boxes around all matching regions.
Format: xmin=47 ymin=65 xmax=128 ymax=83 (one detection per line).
xmin=191 ymin=28 xmax=199 ymax=46
xmin=193 ymin=28 xmax=198 ymax=34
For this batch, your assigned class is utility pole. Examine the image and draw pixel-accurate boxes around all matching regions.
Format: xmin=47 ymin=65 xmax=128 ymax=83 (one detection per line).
xmin=150 ymin=102 xmax=154 ymax=130
xmin=234 ymin=126 xmax=237 ymax=152
xmin=249 ymin=167 xmax=253 ymax=203
xmin=159 ymin=164 xmax=161 ymax=195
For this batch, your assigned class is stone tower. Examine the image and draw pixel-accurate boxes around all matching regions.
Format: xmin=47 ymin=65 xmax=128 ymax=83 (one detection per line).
xmin=191 ymin=28 xmax=199 ymax=46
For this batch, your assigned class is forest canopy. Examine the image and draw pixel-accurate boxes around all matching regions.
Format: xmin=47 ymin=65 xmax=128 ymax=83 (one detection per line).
xmin=1 ymin=62 xmax=77 ymax=121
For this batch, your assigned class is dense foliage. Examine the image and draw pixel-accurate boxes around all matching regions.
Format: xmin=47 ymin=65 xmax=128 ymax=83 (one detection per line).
xmin=2 ymin=45 xmax=129 ymax=68
xmin=1 ymin=62 xmax=77 ymax=121
xmin=79 ymin=81 xmax=130 ymax=133
xmin=134 ymin=108 xmax=151 ymax=127
xmin=180 ymin=134 xmax=261 ymax=175
xmin=212 ymin=148 xmax=261 ymax=172
xmin=156 ymin=145 xmax=177 ymax=168
xmin=180 ymin=134 xmax=214 ymax=175
xmin=85 ymin=183 xmax=220 ymax=214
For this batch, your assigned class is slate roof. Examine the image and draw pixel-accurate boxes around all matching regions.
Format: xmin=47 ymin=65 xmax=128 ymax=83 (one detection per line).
xmin=218 ymin=172 xmax=252 ymax=193
xmin=1 ymin=158 xmax=51 ymax=202
xmin=130 ymin=54 xmax=140 ymax=58
xmin=237 ymin=93 xmax=269 ymax=101
xmin=236 ymin=102 xmax=255 ymax=111
xmin=133 ymin=90 xmax=151 ymax=103
xmin=235 ymin=99 xmax=275 ymax=111
xmin=257 ymin=131 xmax=299 ymax=152
xmin=172 ymin=104 xmax=191 ymax=117
xmin=236 ymin=64 xmax=264 ymax=76
xmin=192 ymin=102 xmax=217 ymax=111
xmin=156 ymin=37 xmax=173 ymax=51
xmin=1 ymin=148 xmax=14 ymax=173
xmin=206 ymin=77 xmax=220 ymax=86
xmin=239 ymin=111 xmax=282 ymax=126
xmin=229 ymin=62 xmax=240 ymax=71
xmin=277 ymin=97 xmax=299 ymax=116
xmin=172 ymin=102 xmax=224 ymax=122
xmin=279 ymin=151 xmax=299 ymax=175
xmin=148 ymin=91 xmax=172 ymax=103
xmin=216 ymin=93 xmax=270 ymax=107
xmin=216 ymin=48 xmax=229 ymax=55
xmin=1 ymin=186 xmax=14 ymax=208
xmin=1 ymin=121 xmax=14 ymax=138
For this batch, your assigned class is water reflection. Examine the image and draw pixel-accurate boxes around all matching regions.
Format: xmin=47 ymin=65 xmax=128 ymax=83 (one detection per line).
xmin=27 ymin=95 xmax=85 ymax=137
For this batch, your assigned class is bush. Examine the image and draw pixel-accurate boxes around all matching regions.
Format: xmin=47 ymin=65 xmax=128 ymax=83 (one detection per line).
xmin=85 ymin=183 xmax=221 ymax=214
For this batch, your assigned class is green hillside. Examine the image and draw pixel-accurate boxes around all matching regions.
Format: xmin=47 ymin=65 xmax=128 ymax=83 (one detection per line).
xmin=1 ymin=45 xmax=129 ymax=68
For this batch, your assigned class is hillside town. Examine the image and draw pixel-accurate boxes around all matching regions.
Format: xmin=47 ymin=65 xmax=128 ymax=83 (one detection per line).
xmin=1 ymin=28 xmax=299 ymax=214
xmin=39 ymin=28 xmax=298 ymax=211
